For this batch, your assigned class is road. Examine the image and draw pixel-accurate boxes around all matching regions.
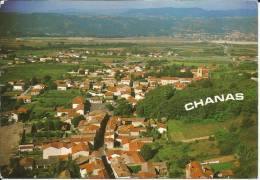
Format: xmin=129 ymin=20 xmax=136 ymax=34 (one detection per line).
xmin=181 ymin=135 xmax=214 ymax=143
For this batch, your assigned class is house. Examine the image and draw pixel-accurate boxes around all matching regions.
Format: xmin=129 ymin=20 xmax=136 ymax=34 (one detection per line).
xmin=135 ymin=94 xmax=145 ymax=101
xmin=121 ymin=117 xmax=145 ymax=127
xmin=31 ymin=88 xmax=41 ymax=96
xmin=74 ymin=104 xmax=85 ymax=115
xmin=32 ymin=84 xmax=46 ymax=90
xmin=72 ymin=96 xmax=85 ymax=109
xmin=19 ymin=157 xmax=34 ymax=170
xmin=10 ymin=107 xmax=29 ymax=122
xmin=104 ymin=91 xmax=114 ymax=103
xmin=92 ymin=82 xmax=104 ymax=91
xmin=104 ymin=138 xmax=114 ymax=149
xmin=19 ymin=144 xmax=34 ymax=152
xmin=17 ymin=95 xmax=32 ymax=104
xmin=197 ymin=65 xmax=209 ymax=79
xmin=160 ymin=77 xmax=179 ymax=85
xmin=43 ymin=142 xmax=72 ymax=159
xmin=186 ymin=161 xmax=213 ymax=179
xmin=157 ymin=123 xmax=167 ymax=134
xmin=79 ymin=159 xmax=107 ymax=178
xmin=80 ymin=79 xmax=90 ymax=91
xmin=120 ymin=77 xmax=131 ymax=86
xmin=89 ymin=96 xmax=103 ymax=104
xmin=110 ymin=157 xmax=132 ymax=178
xmin=13 ymin=81 xmax=25 ymax=91
xmin=137 ymin=171 xmax=157 ymax=179
xmin=121 ymin=93 xmax=131 ymax=100
xmin=127 ymin=96 xmax=138 ymax=106
xmin=106 ymin=116 xmax=120 ymax=132
xmin=129 ymin=138 xmax=153 ymax=151
xmin=147 ymin=76 xmax=159 ymax=87
xmin=87 ymin=110 xmax=107 ymax=127
xmin=121 ymin=151 xmax=145 ymax=165
xmin=134 ymin=86 xmax=143 ymax=95
xmin=57 ymin=83 xmax=67 ymax=91
xmin=56 ymin=80 xmax=68 ymax=91
xmin=81 ymin=124 xmax=100 ymax=135
xmin=174 ymin=82 xmax=187 ymax=90
xmin=71 ymin=142 xmax=90 ymax=159
xmin=141 ymin=162 xmax=168 ymax=178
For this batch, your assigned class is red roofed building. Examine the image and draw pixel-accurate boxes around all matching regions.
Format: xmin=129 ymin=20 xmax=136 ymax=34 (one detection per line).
xmin=186 ymin=161 xmax=213 ymax=179
xmin=72 ymin=96 xmax=85 ymax=109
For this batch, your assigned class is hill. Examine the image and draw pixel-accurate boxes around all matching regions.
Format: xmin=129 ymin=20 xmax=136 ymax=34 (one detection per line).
xmin=122 ymin=7 xmax=257 ymax=17
xmin=0 ymin=13 xmax=257 ymax=37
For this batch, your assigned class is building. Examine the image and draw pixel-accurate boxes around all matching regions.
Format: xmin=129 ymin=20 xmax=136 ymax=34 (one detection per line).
xmin=186 ymin=161 xmax=213 ymax=178
xmin=13 ymin=81 xmax=25 ymax=91
xmin=160 ymin=77 xmax=179 ymax=85
xmin=89 ymin=96 xmax=103 ymax=104
xmin=197 ymin=65 xmax=209 ymax=79
xmin=17 ymin=95 xmax=32 ymax=104
xmin=71 ymin=143 xmax=90 ymax=159
xmin=110 ymin=157 xmax=132 ymax=178
xmin=43 ymin=142 xmax=72 ymax=159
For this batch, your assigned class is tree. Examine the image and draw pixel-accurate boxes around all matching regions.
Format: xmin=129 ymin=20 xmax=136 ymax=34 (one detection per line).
xmin=53 ymin=155 xmax=80 ymax=178
xmin=30 ymin=76 xmax=38 ymax=86
xmin=43 ymin=75 xmax=52 ymax=83
xmin=84 ymin=100 xmax=91 ymax=112
xmin=114 ymin=99 xmax=132 ymax=116
xmin=234 ymin=144 xmax=257 ymax=178
xmin=105 ymin=103 xmax=114 ymax=111
xmin=31 ymin=123 xmax=37 ymax=135
xmin=0 ymin=116 xmax=9 ymax=126
xmin=8 ymin=158 xmax=30 ymax=178
xmin=20 ymin=129 xmax=26 ymax=145
xmin=140 ymin=144 xmax=157 ymax=161
xmin=240 ymin=114 xmax=254 ymax=129
xmin=71 ymin=115 xmax=85 ymax=127
xmin=215 ymin=129 xmax=239 ymax=155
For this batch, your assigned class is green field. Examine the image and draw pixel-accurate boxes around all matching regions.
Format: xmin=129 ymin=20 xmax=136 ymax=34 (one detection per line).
xmin=210 ymin=162 xmax=234 ymax=172
xmin=0 ymin=63 xmax=77 ymax=83
xmin=167 ymin=119 xmax=238 ymax=141
xmin=23 ymin=89 xmax=83 ymax=117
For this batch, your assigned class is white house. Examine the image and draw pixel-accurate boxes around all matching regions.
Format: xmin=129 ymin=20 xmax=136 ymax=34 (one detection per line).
xmin=43 ymin=142 xmax=72 ymax=159
xmin=13 ymin=84 xmax=24 ymax=91
xmin=157 ymin=123 xmax=167 ymax=134
xmin=160 ymin=77 xmax=179 ymax=85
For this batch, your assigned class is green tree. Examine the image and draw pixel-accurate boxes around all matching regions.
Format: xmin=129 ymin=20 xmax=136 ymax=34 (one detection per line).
xmin=114 ymin=99 xmax=132 ymax=116
xmin=31 ymin=123 xmax=37 ymax=135
xmin=140 ymin=144 xmax=157 ymax=161
xmin=71 ymin=115 xmax=85 ymax=127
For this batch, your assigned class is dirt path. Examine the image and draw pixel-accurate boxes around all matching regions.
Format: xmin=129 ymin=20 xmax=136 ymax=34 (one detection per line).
xmin=0 ymin=123 xmax=24 ymax=166
xmin=181 ymin=135 xmax=214 ymax=143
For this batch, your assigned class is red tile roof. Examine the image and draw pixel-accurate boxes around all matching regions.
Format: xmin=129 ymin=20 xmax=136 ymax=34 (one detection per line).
xmin=72 ymin=96 xmax=85 ymax=104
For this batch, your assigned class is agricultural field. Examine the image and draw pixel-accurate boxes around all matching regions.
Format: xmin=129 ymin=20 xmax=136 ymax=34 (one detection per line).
xmin=23 ymin=89 xmax=83 ymax=117
xmin=0 ymin=63 xmax=77 ymax=83
xmin=167 ymin=118 xmax=240 ymax=141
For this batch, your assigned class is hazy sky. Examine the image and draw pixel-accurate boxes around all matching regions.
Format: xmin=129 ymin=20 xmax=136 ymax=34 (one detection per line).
xmin=0 ymin=0 xmax=258 ymax=13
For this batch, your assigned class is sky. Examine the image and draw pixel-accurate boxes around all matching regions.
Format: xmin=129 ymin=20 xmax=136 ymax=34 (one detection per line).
xmin=0 ymin=0 xmax=258 ymax=13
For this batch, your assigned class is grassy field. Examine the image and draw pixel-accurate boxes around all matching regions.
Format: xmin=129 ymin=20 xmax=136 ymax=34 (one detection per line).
xmin=0 ymin=63 xmax=77 ymax=83
xmin=167 ymin=118 xmax=239 ymax=141
xmin=210 ymin=162 xmax=234 ymax=172
xmin=23 ymin=89 xmax=83 ymax=117
xmin=188 ymin=140 xmax=220 ymax=160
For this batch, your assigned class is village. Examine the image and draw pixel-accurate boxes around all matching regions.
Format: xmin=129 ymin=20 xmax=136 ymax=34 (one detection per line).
xmin=0 ymin=47 xmax=216 ymax=178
